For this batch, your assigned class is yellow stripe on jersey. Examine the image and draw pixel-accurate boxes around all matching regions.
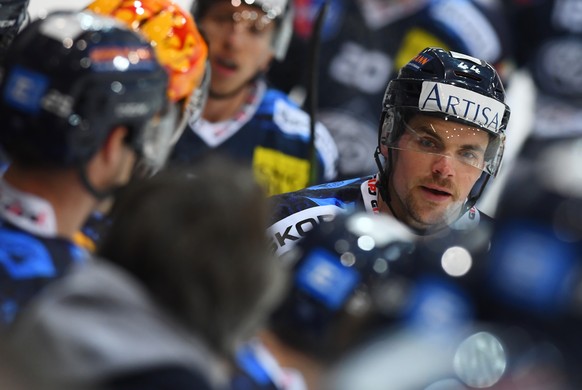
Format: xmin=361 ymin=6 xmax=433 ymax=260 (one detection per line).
xmin=253 ymin=146 xmax=310 ymax=195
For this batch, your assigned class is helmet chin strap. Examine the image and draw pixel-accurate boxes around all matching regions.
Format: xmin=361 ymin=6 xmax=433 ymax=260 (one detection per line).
xmin=78 ymin=165 xmax=120 ymax=201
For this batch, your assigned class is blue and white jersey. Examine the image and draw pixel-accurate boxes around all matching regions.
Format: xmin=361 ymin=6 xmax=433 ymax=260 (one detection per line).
xmin=267 ymin=174 xmax=490 ymax=256
xmin=0 ymin=179 xmax=89 ymax=326
xmin=170 ymin=79 xmax=338 ymax=196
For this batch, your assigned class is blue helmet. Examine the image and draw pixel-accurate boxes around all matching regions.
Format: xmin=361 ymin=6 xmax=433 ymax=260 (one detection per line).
xmin=268 ymin=211 xmax=416 ymax=362
xmin=375 ymin=47 xmax=511 ymax=216
xmin=0 ymin=11 xmax=169 ymax=172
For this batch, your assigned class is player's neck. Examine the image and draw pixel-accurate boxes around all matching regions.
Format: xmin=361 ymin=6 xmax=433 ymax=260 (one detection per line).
xmin=203 ymin=84 xmax=254 ymax=123
xmin=3 ymin=166 xmax=98 ymax=240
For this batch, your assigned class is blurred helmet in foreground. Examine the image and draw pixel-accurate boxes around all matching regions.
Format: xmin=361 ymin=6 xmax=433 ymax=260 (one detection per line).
xmin=268 ymin=211 xmax=416 ymax=362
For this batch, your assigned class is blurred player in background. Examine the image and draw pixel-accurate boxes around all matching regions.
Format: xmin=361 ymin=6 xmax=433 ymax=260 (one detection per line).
xmin=80 ymin=0 xmax=210 ymax=250
xmin=170 ymin=0 xmax=339 ymax=195
xmin=232 ymin=211 xmax=416 ymax=390
xmin=0 ymin=10 xmax=174 ymax=325
xmin=8 ymin=157 xmax=287 ymax=390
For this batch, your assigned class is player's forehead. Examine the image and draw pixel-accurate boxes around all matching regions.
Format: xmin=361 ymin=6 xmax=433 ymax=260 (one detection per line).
xmin=205 ymin=1 xmax=267 ymax=16
xmin=406 ymin=114 xmax=490 ymax=144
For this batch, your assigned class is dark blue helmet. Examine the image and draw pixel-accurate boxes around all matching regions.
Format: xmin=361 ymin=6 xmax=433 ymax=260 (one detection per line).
xmin=0 ymin=0 xmax=29 ymax=61
xmin=375 ymin=47 xmax=511 ymax=216
xmin=268 ymin=211 xmax=416 ymax=362
xmin=0 ymin=10 xmax=169 ymax=170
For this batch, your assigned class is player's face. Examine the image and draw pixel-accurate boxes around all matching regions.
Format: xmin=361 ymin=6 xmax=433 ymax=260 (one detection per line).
xmin=387 ymin=114 xmax=489 ymax=231
xmin=200 ymin=2 xmax=275 ymax=98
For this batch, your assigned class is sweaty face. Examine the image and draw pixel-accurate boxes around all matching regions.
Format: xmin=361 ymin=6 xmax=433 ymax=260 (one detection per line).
xmin=387 ymin=114 xmax=490 ymax=232
xmin=200 ymin=2 xmax=275 ymax=98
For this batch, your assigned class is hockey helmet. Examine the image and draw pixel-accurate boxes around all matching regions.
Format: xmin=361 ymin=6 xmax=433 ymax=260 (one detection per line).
xmin=375 ymin=47 xmax=511 ymax=213
xmin=87 ymin=0 xmax=210 ymax=175
xmin=0 ymin=11 xmax=169 ymax=172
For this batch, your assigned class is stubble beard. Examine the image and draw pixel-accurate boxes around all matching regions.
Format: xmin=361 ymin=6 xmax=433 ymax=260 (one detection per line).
xmin=402 ymin=189 xmax=463 ymax=232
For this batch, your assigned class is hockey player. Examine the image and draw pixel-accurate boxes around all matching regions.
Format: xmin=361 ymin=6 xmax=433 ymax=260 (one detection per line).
xmin=269 ymin=0 xmax=513 ymax=180
xmin=170 ymin=0 xmax=339 ymax=196
xmin=0 ymin=9 xmax=203 ymax=325
xmin=8 ymin=157 xmax=287 ymax=390
xmin=80 ymin=0 xmax=210 ymax=250
xmin=232 ymin=211 xmax=416 ymax=390
xmin=329 ymin=136 xmax=582 ymax=389
xmin=268 ymin=47 xmax=510 ymax=255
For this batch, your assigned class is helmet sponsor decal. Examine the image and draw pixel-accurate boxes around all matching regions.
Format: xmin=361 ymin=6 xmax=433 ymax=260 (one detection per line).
xmin=295 ymin=247 xmax=361 ymax=310
xmin=2 ymin=66 xmax=48 ymax=114
xmin=418 ymin=81 xmax=506 ymax=133
xmin=89 ymin=46 xmax=157 ymax=72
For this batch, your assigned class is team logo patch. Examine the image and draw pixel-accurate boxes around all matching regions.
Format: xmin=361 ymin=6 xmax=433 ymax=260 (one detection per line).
xmin=2 ymin=66 xmax=49 ymax=114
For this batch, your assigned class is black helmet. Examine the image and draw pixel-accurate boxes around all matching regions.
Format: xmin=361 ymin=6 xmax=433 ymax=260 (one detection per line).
xmin=0 ymin=10 xmax=169 ymax=172
xmin=268 ymin=211 xmax=416 ymax=362
xmin=374 ymin=47 xmax=511 ymax=217
xmin=0 ymin=0 xmax=29 ymax=61
xmin=192 ymin=0 xmax=293 ymax=61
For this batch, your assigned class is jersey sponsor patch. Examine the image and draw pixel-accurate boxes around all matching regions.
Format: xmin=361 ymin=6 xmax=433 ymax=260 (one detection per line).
xmin=253 ymin=146 xmax=310 ymax=195
xmin=268 ymin=205 xmax=343 ymax=255
xmin=295 ymin=247 xmax=361 ymax=309
xmin=272 ymin=98 xmax=311 ymax=138
xmin=419 ymin=81 xmax=506 ymax=132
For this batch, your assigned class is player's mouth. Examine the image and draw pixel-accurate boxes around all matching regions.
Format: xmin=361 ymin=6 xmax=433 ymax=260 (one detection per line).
xmin=420 ymin=185 xmax=452 ymax=201
xmin=213 ymin=57 xmax=238 ymax=75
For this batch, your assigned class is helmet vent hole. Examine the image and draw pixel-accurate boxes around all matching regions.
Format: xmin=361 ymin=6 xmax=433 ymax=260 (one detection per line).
xmin=454 ymin=71 xmax=482 ymax=82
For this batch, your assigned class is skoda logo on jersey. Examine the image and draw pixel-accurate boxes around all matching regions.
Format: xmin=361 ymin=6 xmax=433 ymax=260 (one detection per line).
xmin=418 ymin=81 xmax=506 ymax=133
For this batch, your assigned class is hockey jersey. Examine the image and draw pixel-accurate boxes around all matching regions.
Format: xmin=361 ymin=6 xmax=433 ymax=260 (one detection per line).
xmin=267 ymin=174 xmax=490 ymax=256
xmin=0 ymin=179 xmax=89 ymax=326
xmin=170 ymin=79 xmax=338 ymax=196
